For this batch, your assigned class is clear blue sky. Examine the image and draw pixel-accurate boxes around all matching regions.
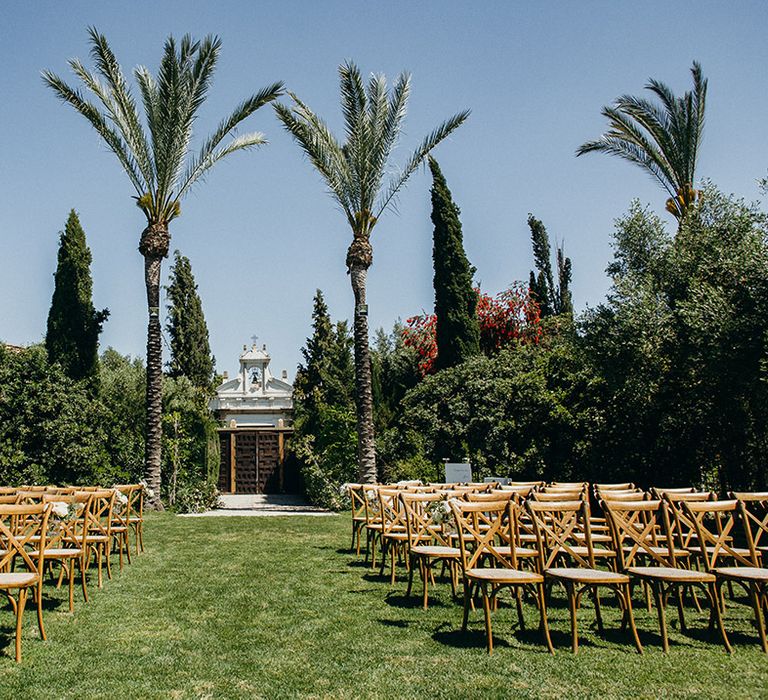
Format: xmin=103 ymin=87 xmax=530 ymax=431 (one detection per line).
xmin=2 ymin=1 xmax=767 ymax=378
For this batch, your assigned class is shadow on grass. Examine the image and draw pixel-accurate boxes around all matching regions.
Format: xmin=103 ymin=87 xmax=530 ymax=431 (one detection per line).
xmin=431 ymin=623 xmax=513 ymax=651
xmin=376 ymin=618 xmax=411 ymax=629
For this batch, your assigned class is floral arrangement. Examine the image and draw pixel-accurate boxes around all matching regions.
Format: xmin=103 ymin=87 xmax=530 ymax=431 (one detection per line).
xmin=426 ymin=498 xmax=452 ymax=524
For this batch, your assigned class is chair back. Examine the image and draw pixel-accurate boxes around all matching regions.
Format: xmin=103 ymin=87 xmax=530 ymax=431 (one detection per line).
xmin=377 ymin=488 xmax=407 ymax=537
xmin=603 ymin=499 xmax=677 ymax=570
xmin=0 ymin=503 xmax=51 ymax=577
xmin=527 ymin=499 xmax=594 ymax=570
xmin=730 ymin=492 xmax=768 ymax=552
xmin=682 ymin=499 xmax=759 ymax=569
xmin=399 ymin=493 xmax=454 ymax=549
xmin=41 ymin=492 xmax=92 ymax=548
xmin=663 ymin=491 xmax=715 ymax=549
xmin=594 ymin=482 xmax=635 ymax=491
xmin=449 ymin=499 xmax=519 ymax=572
xmin=532 ymin=490 xmax=586 ymax=502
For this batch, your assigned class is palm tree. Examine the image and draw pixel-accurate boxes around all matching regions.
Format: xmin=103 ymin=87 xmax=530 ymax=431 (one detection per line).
xmin=577 ymin=62 xmax=707 ymax=221
xmin=274 ymin=62 xmax=468 ymax=483
xmin=44 ymin=28 xmax=283 ymax=504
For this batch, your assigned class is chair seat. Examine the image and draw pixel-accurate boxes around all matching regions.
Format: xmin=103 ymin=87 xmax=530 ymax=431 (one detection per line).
xmin=383 ymin=532 xmax=408 ymax=542
xmin=44 ymin=547 xmax=83 ymax=558
xmin=714 ymin=566 xmax=768 ymax=582
xmin=467 ymin=567 xmax=543 ymax=584
xmin=494 ymin=545 xmax=538 ymax=558
xmin=687 ymin=545 xmax=751 ymax=558
xmin=85 ymin=535 xmax=109 ymax=543
xmin=560 ymin=545 xmax=616 ymax=558
xmin=366 ymin=523 xmax=383 ymax=532
xmin=128 ymin=516 xmax=143 ymax=523
xmin=411 ymin=545 xmax=460 ymax=558
xmin=627 ymin=566 xmax=715 ymax=583
xmin=545 ymin=567 xmax=630 ymax=585
xmin=623 ymin=545 xmax=688 ymax=558
xmin=111 ymin=525 xmax=127 ymax=533
xmin=0 ymin=572 xmax=38 ymax=588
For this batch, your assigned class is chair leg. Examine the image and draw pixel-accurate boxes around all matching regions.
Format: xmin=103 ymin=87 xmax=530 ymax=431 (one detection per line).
xmin=68 ymin=559 xmax=75 ymax=613
xmin=675 ymin=587 xmax=687 ymax=633
xmin=97 ymin=544 xmax=104 ymax=588
xmin=538 ymin=583 xmax=555 ymax=654
xmin=406 ymin=555 xmax=415 ymax=597
xmin=15 ymin=589 xmax=28 ymax=662
xmin=566 ymin=582 xmax=579 ymax=654
xmin=515 ymin=588 xmax=525 ymax=631
xmin=79 ymin=556 xmax=89 ymax=603
xmin=749 ymin=583 xmax=768 ymax=654
xmin=422 ymin=560 xmax=430 ymax=610
xmin=623 ymin=584 xmax=643 ymax=654
xmin=124 ymin=530 xmax=132 ymax=565
xmin=462 ymin=580 xmax=472 ymax=632
xmin=482 ymin=584 xmax=494 ymax=654
xmin=652 ymin=582 xmax=670 ymax=653
xmin=593 ymin=587 xmax=604 ymax=634
xmin=708 ymin=583 xmax=732 ymax=654
xmin=36 ymin=583 xmax=46 ymax=641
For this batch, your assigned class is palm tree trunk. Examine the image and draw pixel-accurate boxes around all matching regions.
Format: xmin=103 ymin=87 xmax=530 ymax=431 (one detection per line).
xmin=140 ymin=223 xmax=169 ymax=509
xmin=349 ymin=263 xmax=377 ymax=484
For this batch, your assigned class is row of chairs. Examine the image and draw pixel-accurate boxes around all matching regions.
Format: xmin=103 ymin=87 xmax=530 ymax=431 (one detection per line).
xmin=345 ymin=480 xmax=768 ymax=655
xmin=0 ymin=483 xmax=146 ymax=661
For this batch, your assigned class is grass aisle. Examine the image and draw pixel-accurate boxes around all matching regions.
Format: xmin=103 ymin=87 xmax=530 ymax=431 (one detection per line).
xmin=0 ymin=513 xmax=765 ymax=698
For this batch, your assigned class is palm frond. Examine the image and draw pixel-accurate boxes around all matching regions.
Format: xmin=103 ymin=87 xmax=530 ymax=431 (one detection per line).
xmin=178 ymin=81 xmax=283 ymax=197
xmin=42 ymin=70 xmax=145 ymax=194
xmin=375 ymin=109 xmax=470 ymax=217
xmin=274 ymin=96 xmax=356 ymax=225
xmin=86 ymin=27 xmax=155 ymax=189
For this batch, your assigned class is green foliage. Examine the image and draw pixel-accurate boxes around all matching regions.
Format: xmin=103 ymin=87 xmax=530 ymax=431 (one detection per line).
xmin=0 ymin=345 xmax=109 ymax=485
xmin=583 ymin=184 xmax=768 ymax=490
xmin=166 ymin=251 xmax=215 ymax=389
xmin=293 ymin=291 xmax=357 ymax=508
xmin=527 ymin=214 xmax=572 ymax=318
xmin=162 ymin=375 xmax=219 ymax=512
xmin=45 ymin=210 xmax=109 ymax=384
xmin=398 ymin=337 xmax=604 ymax=479
xmin=371 ymin=324 xmax=420 ymax=432
xmin=99 ymin=348 xmax=146 ymax=481
xmin=429 ymin=157 xmax=480 ymax=370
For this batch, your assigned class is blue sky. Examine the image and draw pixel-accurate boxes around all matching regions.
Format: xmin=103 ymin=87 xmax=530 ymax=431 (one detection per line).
xmin=2 ymin=1 xmax=767 ymax=378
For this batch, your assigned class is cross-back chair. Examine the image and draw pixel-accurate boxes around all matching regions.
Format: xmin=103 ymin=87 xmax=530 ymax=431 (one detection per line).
xmin=527 ymin=499 xmax=642 ymax=653
xmin=399 ymin=492 xmax=460 ymax=608
xmin=79 ymin=489 xmax=116 ymax=588
xmin=40 ymin=493 xmax=92 ymax=612
xmin=449 ymin=498 xmax=553 ymax=654
xmin=603 ymin=498 xmax=729 ymax=653
xmin=683 ymin=499 xmax=768 ymax=653
xmin=378 ymin=488 xmax=410 ymax=585
xmin=730 ymin=492 xmax=768 ymax=562
xmin=0 ymin=503 xmax=51 ymax=662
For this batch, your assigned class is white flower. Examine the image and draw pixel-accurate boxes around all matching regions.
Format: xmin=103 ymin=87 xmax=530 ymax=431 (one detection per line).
xmin=115 ymin=490 xmax=128 ymax=506
xmin=339 ymin=483 xmax=353 ymax=496
xmin=140 ymin=480 xmax=156 ymax=499
xmin=67 ymin=502 xmax=84 ymax=519
xmin=427 ymin=499 xmax=452 ymax=524
xmin=50 ymin=501 xmax=69 ymax=519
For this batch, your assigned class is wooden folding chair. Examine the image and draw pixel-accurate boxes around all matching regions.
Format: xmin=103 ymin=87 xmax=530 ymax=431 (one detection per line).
xmin=603 ymin=498 xmax=729 ymax=653
xmin=683 ymin=499 xmax=768 ymax=653
xmin=527 ymin=499 xmax=642 ymax=653
xmin=345 ymin=484 xmax=367 ymax=556
xmin=450 ymin=498 xmax=553 ymax=654
xmin=0 ymin=503 xmax=51 ymax=662
xmin=399 ymin=493 xmax=460 ymax=608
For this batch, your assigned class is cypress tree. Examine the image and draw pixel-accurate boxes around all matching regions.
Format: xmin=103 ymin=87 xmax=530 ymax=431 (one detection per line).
xmin=527 ymin=214 xmax=572 ymax=317
xmin=45 ymin=210 xmax=109 ymax=383
xmin=429 ymin=157 xmax=480 ymax=371
xmin=165 ymin=251 xmax=215 ymax=389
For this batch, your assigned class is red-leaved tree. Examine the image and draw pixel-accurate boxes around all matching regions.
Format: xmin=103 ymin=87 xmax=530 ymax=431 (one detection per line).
xmin=403 ymin=284 xmax=542 ymax=375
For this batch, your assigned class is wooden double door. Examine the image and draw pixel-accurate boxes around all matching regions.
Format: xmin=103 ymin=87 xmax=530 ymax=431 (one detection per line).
xmin=218 ymin=430 xmax=285 ymax=494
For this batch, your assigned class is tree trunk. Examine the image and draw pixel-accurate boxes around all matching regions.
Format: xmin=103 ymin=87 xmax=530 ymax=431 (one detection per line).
xmin=140 ymin=222 xmax=170 ymax=509
xmin=350 ymin=264 xmax=377 ymax=483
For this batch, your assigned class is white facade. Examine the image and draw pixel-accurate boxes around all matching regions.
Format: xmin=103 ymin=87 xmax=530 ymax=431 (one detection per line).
xmin=209 ymin=344 xmax=294 ymax=428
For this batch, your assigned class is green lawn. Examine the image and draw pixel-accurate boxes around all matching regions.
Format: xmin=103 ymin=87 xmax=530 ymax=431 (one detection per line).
xmin=0 ymin=512 xmax=765 ymax=699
